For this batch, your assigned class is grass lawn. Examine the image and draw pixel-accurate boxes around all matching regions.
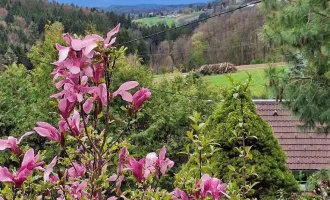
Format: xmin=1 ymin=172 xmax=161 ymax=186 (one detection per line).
xmin=153 ymin=66 xmax=288 ymax=98
xmin=133 ymin=17 xmax=177 ymax=26
xmin=202 ymin=66 xmax=288 ymax=98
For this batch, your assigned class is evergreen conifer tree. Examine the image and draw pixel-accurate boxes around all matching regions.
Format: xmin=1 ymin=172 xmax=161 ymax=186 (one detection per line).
xmin=202 ymin=81 xmax=299 ymax=199
xmin=261 ymin=0 xmax=330 ymax=130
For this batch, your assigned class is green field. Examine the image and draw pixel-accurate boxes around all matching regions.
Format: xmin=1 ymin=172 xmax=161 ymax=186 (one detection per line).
xmin=202 ymin=66 xmax=288 ymax=98
xmin=134 ymin=17 xmax=177 ymax=26
xmin=154 ymin=66 xmax=288 ymax=98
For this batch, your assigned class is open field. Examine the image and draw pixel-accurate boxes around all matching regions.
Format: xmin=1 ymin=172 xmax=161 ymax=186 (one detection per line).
xmin=133 ymin=11 xmax=206 ymax=26
xmin=154 ymin=64 xmax=288 ymax=98
xmin=133 ymin=17 xmax=177 ymax=26
xmin=176 ymin=11 xmax=204 ymax=25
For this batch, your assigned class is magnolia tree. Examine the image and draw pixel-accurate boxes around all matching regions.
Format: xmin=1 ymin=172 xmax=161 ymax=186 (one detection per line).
xmin=0 ymin=25 xmax=228 ymax=200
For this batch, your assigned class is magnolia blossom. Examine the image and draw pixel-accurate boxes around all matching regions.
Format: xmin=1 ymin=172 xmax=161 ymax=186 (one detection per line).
xmin=126 ymin=157 xmax=145 ymax=183
xmin=157 ymin=146 xmax=174 ymax=176
xmin=199 ymin=174 xmax=228 ymax=200
xmin=113 ymin=81 xmax=139 ymax=102
xmin=0 ymin=149 xmax=44 ymax=188
xmin=171 ymin=189 xmax=189 ymax=200
xmin=68 ymin=162 xmax=86 ymax=178
xmin=132 ymin=88 xmax=151 ymax=112
xmin=118 ymin=147 xmax=127 ymax=174
xmin=125 ymin=146 xmax=174 ymax=183
xmin=66 ymin=181 xmax=88 ymax=199
xmin=58 ymin=99 xmax=76 ymax=119
xmin=34 ymin=122 xmax=64 ymax=145
xmin=38 ymin=156 xmax=57 ymax=183
xmin=0 ymin=132 xmax=33 ymax=154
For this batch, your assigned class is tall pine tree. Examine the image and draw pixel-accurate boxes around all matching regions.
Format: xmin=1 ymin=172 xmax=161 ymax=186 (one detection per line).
xmin=261 ymin=0 xmax=330 ymax=130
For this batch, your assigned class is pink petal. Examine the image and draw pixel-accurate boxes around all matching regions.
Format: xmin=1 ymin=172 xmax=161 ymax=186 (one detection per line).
xmin=83 ymin=42 xmax=98 ymax=57
xmin=84 ymin=34 xmax=104 ymax=41
xmin=21 ymin=149 xmax=35 ymax=168
xmin=118 ymin=81 xmax=139 ymax=91
xmin=106 ymin=174 xmax=118 ymax=182
xmin=63 ymin=33 xmax=72 ymax=45
xmin=105 ymin=24 xmax=121 ymax=44
xmin=71 ymin=39 xmax=84 ymax=51
xmin=83 ymin=98 xmax=94 ymax=114
xmin=120 ymin=91 xmax=133 ymax=102
xmin=159 ymin=146 xmax=166 ymax=161
xmin=0 ymin=140 xmax=10 ymax=151
xmin=68 ymin=66 xmax=81 ymax=74
xmin=44 ymin=156 xmax=57 ymax=183
xmin=36 ymin=122 xmax=57 ymax=134
xmin=56 ymin=44 xmax=70 ymax=62
xmin=0 ymin=167 xmax=13 ymax=182
xmin=34 ymin=127 xmax=52 ymax=138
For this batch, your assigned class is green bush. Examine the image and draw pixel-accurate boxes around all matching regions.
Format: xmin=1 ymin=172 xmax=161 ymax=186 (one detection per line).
xmin=197 ymin=81 xmax=298 ymax=199
xmin=250 ymin=59 xmax=262 ymax=65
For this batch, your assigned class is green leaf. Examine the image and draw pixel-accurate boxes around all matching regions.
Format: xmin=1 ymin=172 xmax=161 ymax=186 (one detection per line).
xmin=228 ymin=165 xmax=236 ymax=172
xmin=186 ymin=131 xmax=193 ymax=140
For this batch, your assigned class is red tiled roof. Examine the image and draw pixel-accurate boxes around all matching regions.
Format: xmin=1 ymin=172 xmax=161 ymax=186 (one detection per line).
xmin=255 ymin=100 xmax=330 ymax=170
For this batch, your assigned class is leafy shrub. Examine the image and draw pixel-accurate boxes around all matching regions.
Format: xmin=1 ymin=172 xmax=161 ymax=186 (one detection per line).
xmin=250 ymin=59 xmax=262 ymax=65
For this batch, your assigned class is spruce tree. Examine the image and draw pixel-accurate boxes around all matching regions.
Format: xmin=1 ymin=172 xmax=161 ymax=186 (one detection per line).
xmin=203 ymin=81 xmax=299 ymax=199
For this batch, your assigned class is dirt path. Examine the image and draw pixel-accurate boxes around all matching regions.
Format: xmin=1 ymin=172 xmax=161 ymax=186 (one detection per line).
xmin=236 ymin=62 xmax=287 ymax=70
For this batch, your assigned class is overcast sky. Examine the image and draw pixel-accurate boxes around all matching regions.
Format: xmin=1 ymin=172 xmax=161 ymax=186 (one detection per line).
xmin=55 ymin=0 xmax=210 ymax=7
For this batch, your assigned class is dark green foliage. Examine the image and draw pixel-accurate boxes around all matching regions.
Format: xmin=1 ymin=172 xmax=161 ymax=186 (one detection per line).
xmin=261 ymin=0 xmax=330 ymax=130
xmin=202 ymin=82 xmax=299 ymax=199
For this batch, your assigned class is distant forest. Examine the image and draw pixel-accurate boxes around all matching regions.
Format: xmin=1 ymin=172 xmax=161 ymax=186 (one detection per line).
xmin=0 ymin=0 xmax=272 ymax=73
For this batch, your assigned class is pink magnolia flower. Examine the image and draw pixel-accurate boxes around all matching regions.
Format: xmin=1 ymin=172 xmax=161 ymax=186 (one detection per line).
xmin=67 ymin=110 xmax=82 ymax=136
xmin=126 ymin=157 xmax=145 ymax=183
xmin=199 ymin=174 xmax=229 ymax=200
xmin=68 ymin=162 xmax=86 ymax=178
xmin=91 ymin=83 xmax=108 ymax=106
xmin=113 ymin=81 xmax=139 ymax=102
xmin=144 ymin=152 xmax=157 ymax=178
xmin=91 ymin=65 xmax=105 ymax=84
xmin=65 ymin=181 xmax=88 ymax=200
xmin=104 ymin=24 xmax=120 ymax=48
xmin=106 ymin=174 xmax=124 ymax=195
xmin=19 ymin=148 xmax=45 ymax=172
xmin=34 ymin=122 xmax=64 ymax=145
xmin=0 ymin=132 xmax=33 ymax=154
xmin=132 ymin=88 xmax=151 ymax=112
xmin=58 ymin=99 xmax=76 ymax=119
xmin=38 ymin=156 xmax=57 ymax=183
xmin=171 ymin=189 xmax=189 ymax=200
xmin=45 ymin=157 xmax=57 ymax=183
xmin=71 ymin=34 xmax=104 ymax=58
xmin=55 ymin=43 xmax=70 ymax=62
xmin=156 ymin=146 xmax=174 ymax=176
xmin=118 ymin=147 xmax=128 ymax=174
xmin=83 ymin=98 xmax=94 ymax=114
xmin=51 ymin=76 xmax=90 ymax=103
xmin=0 ymin=149 xmax=44 ymax=188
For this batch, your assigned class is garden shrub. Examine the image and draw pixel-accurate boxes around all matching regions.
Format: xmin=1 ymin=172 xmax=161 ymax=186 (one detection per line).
xmin=178 ymin=79 xmax=299 ymax=199
xmin=250 ymin=59 xmax=262 ymax=65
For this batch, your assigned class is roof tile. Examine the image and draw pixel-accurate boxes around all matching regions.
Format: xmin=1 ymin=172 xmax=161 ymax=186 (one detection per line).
xmin=255 ymin=101 xmax=330 ymax=170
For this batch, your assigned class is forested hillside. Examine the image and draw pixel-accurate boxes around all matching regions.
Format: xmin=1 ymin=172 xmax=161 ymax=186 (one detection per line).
xmin=0 ymin=0 xmax=270 ymax=73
